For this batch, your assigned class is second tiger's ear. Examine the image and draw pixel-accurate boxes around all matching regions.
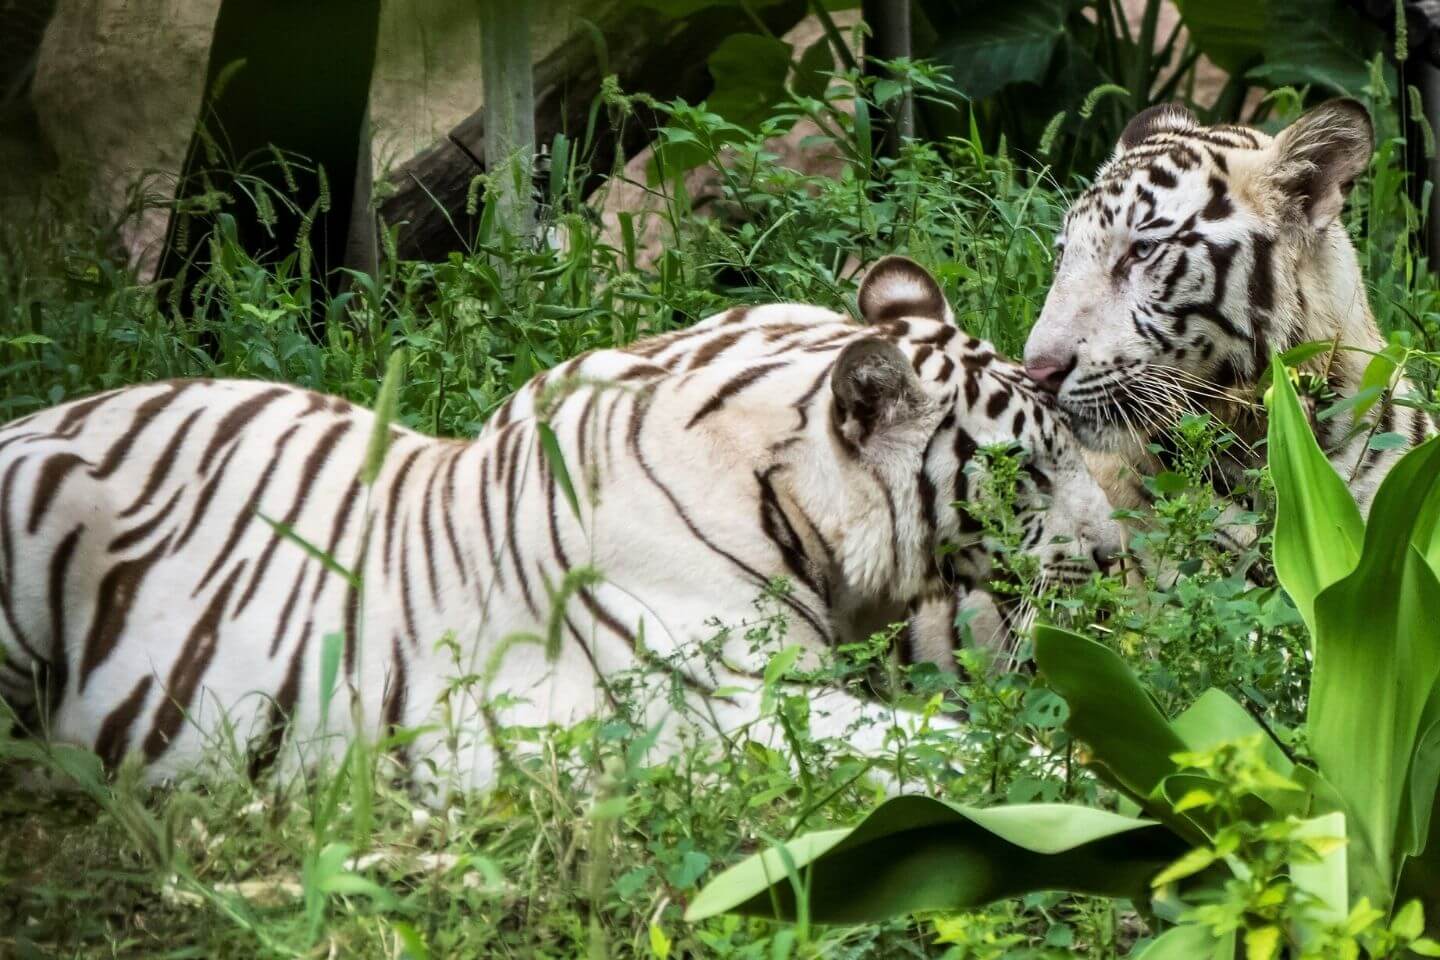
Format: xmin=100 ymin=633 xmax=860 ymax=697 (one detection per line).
xmin=1265 ymin=98 xmax=1373 ymax=230
xmin=858 ymin=256 xmax=953 ymax=325
xmin=830 ymin=337 xmax=928 ymax=447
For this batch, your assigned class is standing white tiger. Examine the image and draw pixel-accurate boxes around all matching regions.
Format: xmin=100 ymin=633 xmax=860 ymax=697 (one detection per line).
xmin=0 ymin=260 xmax=1121 ymax=791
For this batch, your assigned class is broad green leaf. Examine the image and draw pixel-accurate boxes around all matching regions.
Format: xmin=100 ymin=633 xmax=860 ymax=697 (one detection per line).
xmin=625 ymin=0 xmax=787 ymax=16
xmin=1355 ymin=347 xmax=1402 ymax=421
xmin=1170 ymin=689 xmax=1301 ymax=816
xmin=706 ymin=33 xmax=792 ymax=131
xmin=927 ymin=0 xmax=1068 ymax=101
xmin=1173 ymin=0 xmax=1265 ymax=72
xmin=1290 ymin=812 xmax=1348 ymax=931
xmin=1399 ymin=832 xmax=1440 ymax=931
xmin=684 ymin=797 xmax=1182 ymax=923
xmin=1034 ymin=626 xmax=1190 ymax=810
xmin=1266 ymin=353 xmax=1363 ymax=636
xmin=1400 ymin=680 xmax=1440 ymax=867
xmin=1244 ymin=1 xmax=1385 ymax=96
xmin=1398 ymin=436 xmax=1440 ymax=573
xmin=1170 ymin=689 xmax=1291 ymax=778
xmin=792 ymin=36 xmax=833 ymax=103
xmin=1279 ymin=340 xmax=1342 ymax=368
xmin=1308 ymin=436 xmax=1440 ymax=901
xmin=1133 ymin=923 xmax=1237 ymax=959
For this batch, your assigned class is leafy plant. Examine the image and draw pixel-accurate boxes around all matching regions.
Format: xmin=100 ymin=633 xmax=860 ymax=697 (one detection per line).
xmin=912 ymin=0 xmax=1390 ymax=178
xmin=688 ymin=355 xmax=1440 ymax=956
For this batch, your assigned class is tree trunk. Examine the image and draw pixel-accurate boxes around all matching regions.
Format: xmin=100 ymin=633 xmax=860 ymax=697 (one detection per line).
xmin=0 ymin=0 xmax=59 ymax=184
xmin=379 ymin=0 xmax=808 ymax=262
xmin=480 ymin=0 xmax=537 ymax=242
xmin=157 ymin=0 xmax=382 ymax=330
xmin=861 ymin=0 xmax=913 ymax=157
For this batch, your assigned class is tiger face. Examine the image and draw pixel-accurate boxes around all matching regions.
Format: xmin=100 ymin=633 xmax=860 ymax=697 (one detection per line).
xmin=852 ymin=258 xmax=1124 ymax=597
xmin=1023 ymin=100 xmax=1375 ymax=453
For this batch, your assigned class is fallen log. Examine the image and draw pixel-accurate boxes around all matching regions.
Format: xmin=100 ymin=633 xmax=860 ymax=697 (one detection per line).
xmin=378 ymin=0 xmax=808 ymax=262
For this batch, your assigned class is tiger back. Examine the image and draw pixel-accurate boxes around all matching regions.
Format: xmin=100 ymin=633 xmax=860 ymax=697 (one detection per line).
xmin=0 ymin=261 xmax=1121 ymax=791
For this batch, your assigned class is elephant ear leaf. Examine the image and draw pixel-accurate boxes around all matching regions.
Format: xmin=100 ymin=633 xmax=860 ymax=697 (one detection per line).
xmin=1306 ymin=435 xmax=1440 ymax=902
xmin=1266 ymin=353 xmax=1363 ymax=636
xmin=684 ymin=797 xmax=1184 ymax=924
xmin=1132 ymin=922 xmax=1236 ymax=959
xmin=1034 ymin=626 xmax=1188 ymax=807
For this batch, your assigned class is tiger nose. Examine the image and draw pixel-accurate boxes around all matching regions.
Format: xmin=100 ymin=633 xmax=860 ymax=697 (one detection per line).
xmin=1090 ymin=544 xmax=1122 ymax=575
xmin=1023 ymin=354 xmax=1076 ymax=394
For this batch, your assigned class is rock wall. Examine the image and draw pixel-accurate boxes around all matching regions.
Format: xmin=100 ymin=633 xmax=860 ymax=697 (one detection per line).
xmin=20 ymin=0 xmax=588 ymax=270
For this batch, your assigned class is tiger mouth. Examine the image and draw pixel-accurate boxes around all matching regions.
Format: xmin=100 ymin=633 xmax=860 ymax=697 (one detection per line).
xmin=1060 ymin=400 xmax=1149 ymax=451
xmin=1060 ymin=383 xmax=1185 ymax=452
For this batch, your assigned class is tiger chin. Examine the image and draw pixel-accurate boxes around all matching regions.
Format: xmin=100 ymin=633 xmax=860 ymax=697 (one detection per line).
xmin=0 ymin=257 xmax=1120 ymax=795
xmin=1024 ymin=99 xmax=1435 ymax=514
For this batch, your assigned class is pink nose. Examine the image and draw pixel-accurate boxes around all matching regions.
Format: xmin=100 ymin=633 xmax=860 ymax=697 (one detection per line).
xmin=1024 ymin=357 xmax=1073 ymax=394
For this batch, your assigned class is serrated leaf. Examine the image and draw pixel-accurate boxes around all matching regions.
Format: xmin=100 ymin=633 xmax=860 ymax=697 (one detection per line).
xmin=1368 ymin=431 xmax=1409 ymax=451
xmin=1151 ymin=846 xmax=1216 ymax=887
xmin=648 ymin=921 xmax=672 ymax=959
xmin=393 ymin=921 xmax=432 ymax=960
xmin=1393 ymin=899 xmax=1426 ymax=940
xmin=763 ymin=644 xmax=802 ymax=687
xmin=1244 ymin=925 xmax=1281 ymax=960
xmin=1171 ymin=789 xmax=1215 ymax=814
xmin=4 ymin=334 xmax=53 ymax=347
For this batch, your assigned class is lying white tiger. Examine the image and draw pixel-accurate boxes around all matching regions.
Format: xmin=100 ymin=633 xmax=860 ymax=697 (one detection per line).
xmin=494 ymin=257 xmax=1126 ymax=661
xmin=0 ymin=263 xmax=1120 ymax=790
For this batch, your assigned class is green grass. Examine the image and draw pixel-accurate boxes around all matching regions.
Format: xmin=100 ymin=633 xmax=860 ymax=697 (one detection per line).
xmin=1 ymin=78 xmax=1438 ymax=958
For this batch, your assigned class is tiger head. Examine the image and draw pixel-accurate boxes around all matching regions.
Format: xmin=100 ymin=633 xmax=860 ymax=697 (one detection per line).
xmin=851 ymin=257 xmax=1125 ymax=596
xmin=1022 ymin=100 xmax=1375 ymax=451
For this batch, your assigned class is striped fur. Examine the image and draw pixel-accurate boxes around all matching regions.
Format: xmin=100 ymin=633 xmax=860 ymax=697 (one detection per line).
xmin=1026 ymin=100 xmax=1435 ymax=512
xmin=0 ymin=264 xmax=1119 ymax=791
xmin=493 ymin=257 xmax=1125 ymax=660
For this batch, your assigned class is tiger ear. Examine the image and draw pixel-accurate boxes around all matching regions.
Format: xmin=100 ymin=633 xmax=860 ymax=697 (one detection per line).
xmin=831 ymin=338 xmax=927 ymax=444
xmin=858 ymin=256 xmax=953 ymax=325
xmin=1265 ymin=98 xmax=1372 ymax=230
xmin=1117 ymin=103 xmax=1197 ymax=150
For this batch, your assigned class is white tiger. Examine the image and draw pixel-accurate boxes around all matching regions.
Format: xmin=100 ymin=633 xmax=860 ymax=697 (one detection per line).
xmin=1024 ymin=99 xmax=1435 ymax=514
xmin=0 ymin=260 xmax=1122 ymax=791
xmin=493 ymin=257 xmax=1126 ymax=660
